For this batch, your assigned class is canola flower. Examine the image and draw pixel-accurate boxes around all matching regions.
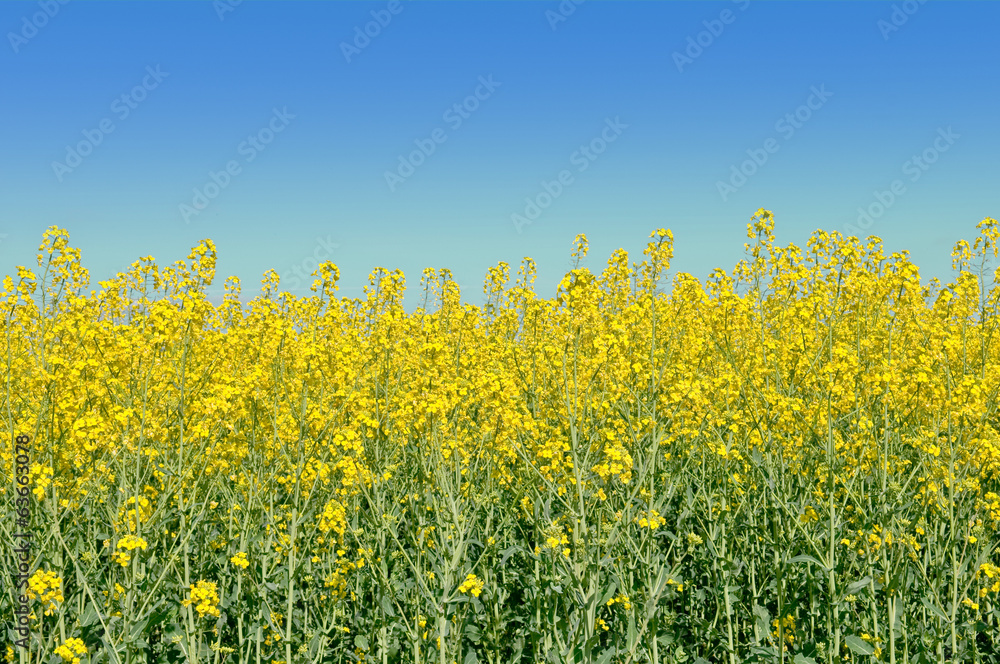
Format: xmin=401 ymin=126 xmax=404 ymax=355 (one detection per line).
xmin=27 ymin=569 xmax=64 ymax=616
xmin=635 ymin=509 xmax=667 ymax=529
xmin=457 ymin=573 xmax=484 ymax=598
xmin=771 ymin=614 xmax=795 ymax=646
xmin=182 ymin=580 xmax=221 ymax=618
xmin=111 ymin=534 xmax=148 ymax=567
xmin=54 ymin=638 xmax=87 ymax=664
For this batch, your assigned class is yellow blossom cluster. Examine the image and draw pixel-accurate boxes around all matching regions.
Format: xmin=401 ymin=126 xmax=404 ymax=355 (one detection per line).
xmin=54 ymin=638 xmax=87 ymax=664
xmin=27 ymin=569 xmax=64 ymax=616
xmin=457 ymin=573 xmax=484 ymax=598
xmin=182 ymin=580 xmax=221 ymax=618
xmin=111 ymin=535 xmax=148 ymax=567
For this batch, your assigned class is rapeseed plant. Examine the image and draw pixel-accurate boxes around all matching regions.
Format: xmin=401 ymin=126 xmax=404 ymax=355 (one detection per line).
xmin=1 ymin=212 xmax=998 ymax=663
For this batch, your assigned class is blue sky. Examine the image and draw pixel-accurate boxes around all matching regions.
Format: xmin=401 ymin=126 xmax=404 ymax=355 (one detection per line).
xmin=1 ymin=1 xmax=997 ymax=308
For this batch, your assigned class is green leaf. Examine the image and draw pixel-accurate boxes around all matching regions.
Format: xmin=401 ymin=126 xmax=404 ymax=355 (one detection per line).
xmin=885 ymin=566 xmax=905 ymax=594
xmin=309 ymin=631 xmax=323 ymax=658
xmin=650 ymin=566 xmax=669 ymax=597
xmin=921 ymin=596 xmax=950 ymax=622
xmin=846 ymin=575 xmax=873 ymax=596
xmin=127 ymin=616 xmax=150 ymax=643
xmin=595 ymin=649 xmax=616 ymax=664
xmin=845 ymin=635 xmax=874 ymax=656
xmin=789 ymin=554 xmax=826 ymax=570
xmin=794 ymin=654 xmax=819 ymax=664
xmin=598 ymin=579 xmax=618 ymax=607
xmin=510 ymin=636 xmax=524 ymax=663
xmin=500 ymin=545 xmax=520 ymax=566
xmin=79 ymin=604 xmax=100 ymax=627
xmin=354 ymin=634 xmax=369 ymax=651
xmin=752 ymin=603 xmax=770 ymax=633
xmin=750 ymin=646 xmax=779 ymax=660
xmin=627 ymin=610 xmax=638 ymax=650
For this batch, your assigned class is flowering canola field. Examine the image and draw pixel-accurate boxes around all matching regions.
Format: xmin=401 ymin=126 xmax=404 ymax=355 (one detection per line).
xmin=3 ymin=210 xmax=1000 ymax=664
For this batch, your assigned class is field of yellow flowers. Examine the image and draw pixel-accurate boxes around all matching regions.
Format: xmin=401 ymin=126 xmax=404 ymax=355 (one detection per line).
xmin=3 ymin=209 xmax=1000 ymax=664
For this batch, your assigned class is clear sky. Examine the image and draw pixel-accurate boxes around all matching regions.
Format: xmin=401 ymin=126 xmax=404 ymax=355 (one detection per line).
xmin=2 ymin=1 xmax=997 ymax=308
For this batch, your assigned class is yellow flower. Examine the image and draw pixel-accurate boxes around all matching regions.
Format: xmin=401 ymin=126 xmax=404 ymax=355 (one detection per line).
xmin=800 ymin=505 xmax=820 ymax=523
xmin=27 ymin=569 xmax=64 ymax=616
xmin=182 ymin=580 xmax=221 ymax=618
xmin=54 ymin=638 xmax=87 ymax=664
xmin=636 ymin=509 xmax=667 ymax=530
xmin=230 ymin=552 xmax=250 ymax=569
xmin=771 ymin=614 xmax=795 ymax=645
xmin=457 ymin=573 xmax=484 ymax=598
xmin=117 ymin=534 xmax=148 ymax=551
xmin=606 ymin=593 xmax=632 ymax=611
